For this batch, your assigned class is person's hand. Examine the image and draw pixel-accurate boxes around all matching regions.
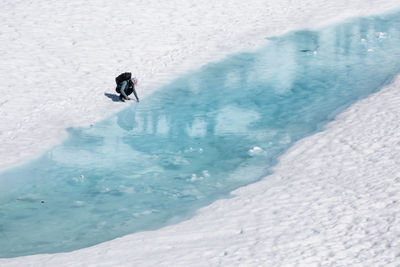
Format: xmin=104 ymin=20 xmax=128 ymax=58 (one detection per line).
xmin=137 ymin=98 xmax=140 ymax=102
xmin=126 ymin=96 xmax=130 ymax=100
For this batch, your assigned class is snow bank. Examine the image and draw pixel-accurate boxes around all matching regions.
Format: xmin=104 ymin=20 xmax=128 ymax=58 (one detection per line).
xmin=1 ymin=0 xmax=400 ymax=266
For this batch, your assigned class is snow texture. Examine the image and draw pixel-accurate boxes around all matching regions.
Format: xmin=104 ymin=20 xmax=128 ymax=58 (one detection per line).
xmin=1 ymin=0 xmax=400 ymax=266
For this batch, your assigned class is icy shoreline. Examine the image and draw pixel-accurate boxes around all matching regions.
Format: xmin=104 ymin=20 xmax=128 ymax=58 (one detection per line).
xmin=1 ymin=0 xmax=400 ymax=266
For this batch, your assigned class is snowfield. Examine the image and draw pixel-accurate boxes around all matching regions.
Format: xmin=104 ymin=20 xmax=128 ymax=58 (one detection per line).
xmin=1 ymin=0 xmax=400 ymax=266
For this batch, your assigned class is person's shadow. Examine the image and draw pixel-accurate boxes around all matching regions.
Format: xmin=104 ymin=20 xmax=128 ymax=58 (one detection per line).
xmin=104 ymin=92 xmax=121 ymax=102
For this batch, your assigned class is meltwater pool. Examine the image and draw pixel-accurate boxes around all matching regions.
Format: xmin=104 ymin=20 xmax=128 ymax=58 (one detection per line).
xmin=1 ymin=11 xmax=400 ymax=257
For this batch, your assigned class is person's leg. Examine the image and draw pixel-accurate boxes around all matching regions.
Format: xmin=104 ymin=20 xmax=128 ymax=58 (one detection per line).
xmin=119 ymin=81 xmax=128 ymax=100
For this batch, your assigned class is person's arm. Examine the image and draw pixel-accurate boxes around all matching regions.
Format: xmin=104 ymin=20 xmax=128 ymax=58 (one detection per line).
xmin=132 ymin=85 xmax=139 ymax=102
xmin=120 ymin=80 xmax=129 ymax=99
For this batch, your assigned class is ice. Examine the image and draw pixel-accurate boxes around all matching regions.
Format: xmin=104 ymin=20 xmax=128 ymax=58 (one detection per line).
xmin=248 ymin=146 xmax=264 ymax=156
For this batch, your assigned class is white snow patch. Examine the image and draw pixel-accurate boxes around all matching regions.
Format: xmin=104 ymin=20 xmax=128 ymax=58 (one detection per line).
xmin=1 ymin=0 xmax=400 ymax=266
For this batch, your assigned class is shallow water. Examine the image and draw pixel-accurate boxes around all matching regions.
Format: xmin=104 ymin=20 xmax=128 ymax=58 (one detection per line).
xmin=1 ymin=11 xmax=400 ymax=258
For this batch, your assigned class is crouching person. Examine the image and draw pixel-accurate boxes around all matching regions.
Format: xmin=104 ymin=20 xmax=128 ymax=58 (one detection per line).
xmin=115 ymin=72 xmax=139 ymax=102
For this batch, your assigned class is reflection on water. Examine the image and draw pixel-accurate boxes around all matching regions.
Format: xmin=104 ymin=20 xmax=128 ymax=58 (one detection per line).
xmin=1 ymin=11 xmax=400 ymax=257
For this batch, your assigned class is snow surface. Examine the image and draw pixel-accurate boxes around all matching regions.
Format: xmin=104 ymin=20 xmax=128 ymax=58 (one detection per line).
xmin=1 ymin=0 xmax=400 ymax=266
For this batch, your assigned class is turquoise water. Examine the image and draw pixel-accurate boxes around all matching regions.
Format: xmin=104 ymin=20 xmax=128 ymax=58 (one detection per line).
xmin=1 ymin=11 xmax=400 ymax=258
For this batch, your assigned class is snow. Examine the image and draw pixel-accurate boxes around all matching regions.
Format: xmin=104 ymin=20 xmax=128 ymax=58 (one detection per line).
xmin=1 ymin=0 xmax=400 ymax=266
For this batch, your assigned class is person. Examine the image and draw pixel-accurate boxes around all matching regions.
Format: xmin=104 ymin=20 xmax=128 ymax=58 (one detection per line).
xmin=116 ymin=73 xmax=140 ymax=102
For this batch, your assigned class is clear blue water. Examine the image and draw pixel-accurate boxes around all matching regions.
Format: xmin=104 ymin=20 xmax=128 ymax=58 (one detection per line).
xmin=1 ymin=11 xmax=400 ymax=258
